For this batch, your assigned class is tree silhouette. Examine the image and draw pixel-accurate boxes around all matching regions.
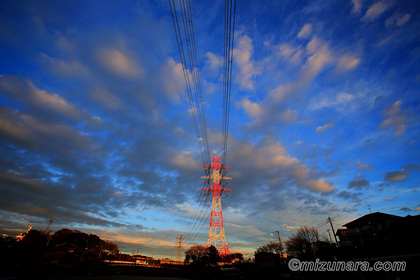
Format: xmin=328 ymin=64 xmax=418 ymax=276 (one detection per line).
xmin=184 ymin=244 xmax=221 ymax=266
xmin=184 ymin=244 xmax=207 ymax=263
xmin=285 ymin=226 xmax=319 ymax=257
xmin=256 ymin=241 xmax=283 ymax=254
xmin=207 ymin=245 xmax=221 ymax=265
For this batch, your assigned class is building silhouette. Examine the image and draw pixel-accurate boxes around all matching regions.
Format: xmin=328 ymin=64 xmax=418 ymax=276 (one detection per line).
xmin=336 ymin=212 xmax=420 ymax=257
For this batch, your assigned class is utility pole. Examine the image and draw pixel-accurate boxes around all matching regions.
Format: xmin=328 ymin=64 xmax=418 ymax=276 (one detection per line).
xmin=275 ymin=230 xmax=284 ymax=260
xmin=45 ymin=218 xmax=53 ymax=233
xmin=45 ymin=218 xmax=54 ymax=247
xmin=176 ymin=234 xmax=184 ymax=262
xmin=328 ymin=216 xmax=339 ymax=246
xmin=327 ymin=229 xmax=333 ymax=244
xmin=201 ymin=156 xmax=232 ymax=259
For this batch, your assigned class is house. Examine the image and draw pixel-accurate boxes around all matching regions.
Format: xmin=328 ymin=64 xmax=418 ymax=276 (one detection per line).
xmin=336 ymin=212 xmax=420 ymax=256
xmin=337 ymin=212 xmax=402 ymax=248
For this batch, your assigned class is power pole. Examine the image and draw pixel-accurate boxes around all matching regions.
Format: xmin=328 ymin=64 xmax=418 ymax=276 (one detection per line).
xmin=328 ymin=216 xmax=339 ymax=246
xmin=275 ymin=230 xmax=284 ymax=259
xmin=45 ymin=218 xmax=53 ymax=233
xmin=327 ymin=229 xmax=332 ymax=244
xmin=176 ymin=234 xmax=184 ymax=262
xmin=45 ymin=218 xmax=54 ymax=247
xmin=201 ymin=156 xmax=232 ymax=259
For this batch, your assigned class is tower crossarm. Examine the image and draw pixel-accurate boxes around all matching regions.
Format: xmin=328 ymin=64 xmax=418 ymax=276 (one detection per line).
xmin=221 ymin=187 xmax=232 ymax=197
xmin=201 ymin=164 xmax=212 ymax=177
xmin=200 ymin=186 xmax=232 ymax=196
xmin=200 ymin=175 xmax=211 ymax=184
xmin=221 ymin=176 xmax=232 ymax=184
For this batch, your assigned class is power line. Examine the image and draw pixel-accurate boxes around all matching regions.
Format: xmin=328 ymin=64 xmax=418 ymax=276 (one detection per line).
xmin=182 ymin=187 xmax=204 ymax=238
xmin=183 ymin=191 xmax=211 ymax=242
xmin=314 ymin=218 xmax=329 ymax=229
xmin=188 ymin=210 xmax=211 ymax=244
xmin=369 ymin=200 xmax=420 ymax=212
xmin=221 ymin=0 xmax=236 ymax=168
xmin=169 ymin=0 xmax=237 ymax=251
xmin=169 ymin=0 xmax=210 ymax=166
xmin=169 ymin=0 xmax=213 ymax=245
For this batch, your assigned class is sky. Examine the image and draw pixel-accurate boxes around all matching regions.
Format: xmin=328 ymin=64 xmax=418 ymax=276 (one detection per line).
xmin=0 ymin=0 xmax=419 ymax=259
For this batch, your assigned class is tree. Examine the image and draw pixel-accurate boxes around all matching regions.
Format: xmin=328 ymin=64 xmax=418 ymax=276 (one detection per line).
xmin=256 ymin=241 xmax=283 ymax=254
xmin=207 ymin=245 xmax=221 ymax=265
xmin=16 ymin=229 xmax=49 ymax=262
xmin=102 ymin=240 xmax=119 ymax=256
xmin=285 ymin=226 xmax=319 ymax=257
xmin=184 ymin=245 xmax=221 ymax=265
xmin=48 ymin=228 xmax=119 ymax=261
xmin=184 ymin=245 xmax=208 ymax=263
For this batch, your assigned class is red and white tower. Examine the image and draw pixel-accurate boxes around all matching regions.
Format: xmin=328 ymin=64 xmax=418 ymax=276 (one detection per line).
xmin=175 ymin=234 xmax=184 ymax=262
xmin=200 ymin=156 xmax=232 ymax=258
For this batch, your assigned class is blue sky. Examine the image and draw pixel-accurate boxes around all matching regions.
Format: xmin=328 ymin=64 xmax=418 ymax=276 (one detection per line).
xmin=0 ymin=0 xmax=419 ymax=258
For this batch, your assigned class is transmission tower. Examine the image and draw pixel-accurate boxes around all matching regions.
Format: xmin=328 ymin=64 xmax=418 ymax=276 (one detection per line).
xmin=176 ymin=234 xmax=184 ymax=261
xmin=200 ymin=156 xmax=232 ymax=258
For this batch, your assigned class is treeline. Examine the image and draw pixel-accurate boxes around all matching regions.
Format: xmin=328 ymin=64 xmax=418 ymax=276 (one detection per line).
xmin=256 ymin=226 xmax=319 ymax=258
xmin=0 ymin=228 xmax=119 ymax=275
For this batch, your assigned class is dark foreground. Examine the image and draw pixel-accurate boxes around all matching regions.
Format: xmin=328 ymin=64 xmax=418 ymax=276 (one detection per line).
xmin=1 ymin=259 xmax=420 ymax=280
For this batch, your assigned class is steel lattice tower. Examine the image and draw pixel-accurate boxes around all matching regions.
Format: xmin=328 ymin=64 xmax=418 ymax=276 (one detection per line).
xmin=175 ymin=234 xmax=184 ymax=261
xmin=200 ymin=156 xmax=232 ymax=257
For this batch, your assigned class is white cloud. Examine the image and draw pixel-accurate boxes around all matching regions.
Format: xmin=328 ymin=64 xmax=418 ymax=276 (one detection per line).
xmin=297 ymin=24 xmax=312 ymax=38
xmin=336 ymin=53 xmax=361 ymax=71
xmin=229 ymin=138 xmax=335 ymax=193
xmin=352 ymin=0 xmax=363 ymax=14
xmin=158 ymin=58 xmax=185 ymax=101
xmin=281 ymin=223 xmax=301 ymax=231
xmin=32 ymin=87 xmax=79 ymax=118
xmin=385 ymin=12 xmax=411 ymax=27
xmin=40 ymin=53 xmax=90 ymax=77
xmin=358 ymin=162 xmax=375 ymax=170
xmin=380 ymin=99 xmax=407 ymax=136
xmin=240 ymin=98 xmax=263 ymax=119
xmin=55 ymin=35 xmax=77 ymax=53
xmin=310 ymin=92 xmax=356 ymax=110
xmin=270 ymin=38 xmax=333 ymax=103
xmin=384 ymin=169 xmax=407 ymax=182
xmin=233 ymin=34 xmax=261 ymax=90
xmin=0 ymin=76 xmax=79 ymax=118
xmin=91 ymin=88 xmax=121 ymax=110
xmin=276 ymin=43 xmax=303 ymax=64
xmin=395 ymin=13 xmax=411 ymax=26
xmin=205 ymin=52 xmax=223 ymax=71
xmin=242 ymin=36 xmax=340 ymax=124
xmin=302 ymin=37 xmax=333 ymax=80
xmin=362 ymin=0 xmax=394 ymax=22
xmin=0 ymin=107 xmax=94 ymax=153
xmin=315 ymin=123 xmax=335 ymax=133
xmin=255 ymin=143 xmax=299 ymax=169
xmin=97 ymin=48 xmax=142 ymax=78
xmin=171 ymin=151 xmax=199 ymax=172
xmin=300 ymin=178 xmax=335 ymax=193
